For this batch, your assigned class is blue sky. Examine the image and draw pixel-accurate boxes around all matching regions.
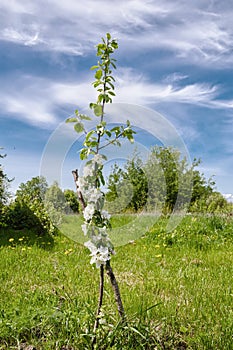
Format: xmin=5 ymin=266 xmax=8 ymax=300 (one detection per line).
xmin=0 ymin=0 xmax=232 ymax=199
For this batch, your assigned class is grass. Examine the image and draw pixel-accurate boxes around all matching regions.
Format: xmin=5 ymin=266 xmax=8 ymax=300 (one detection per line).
xmin=0 ymin=214 xmax=232 ymax=349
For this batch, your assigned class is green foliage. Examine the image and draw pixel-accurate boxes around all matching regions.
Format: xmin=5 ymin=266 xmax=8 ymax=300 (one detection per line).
xmin=6 ymin=176 xmax=56 ymax=235
xmin=16 ymin=175 xmax=48 ymax=202
xmin=44 ymin=181 xmax=70 ymax=226
xmin=106 ymin=156 xmax=148 ymax=213
xmin=64 ymin=189 xmax=79 ymax=213
xmin=2 ymin=200 xmax=53 ymax=235
xmin=106 ymin=146 xmax=226 ymax=214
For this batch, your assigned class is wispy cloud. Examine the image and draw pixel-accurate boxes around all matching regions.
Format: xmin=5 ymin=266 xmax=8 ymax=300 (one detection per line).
xmin=1 ymin=0 xmax=233 ymax=65
xmin=0 ymin=69 xmax=233 ymax=127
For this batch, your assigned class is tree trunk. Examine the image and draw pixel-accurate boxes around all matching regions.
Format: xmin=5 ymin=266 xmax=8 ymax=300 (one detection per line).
xmin=105 ymin=260 xmax=125 ymax=319
xmin=93 ymin=264 xmax=104 ymax=332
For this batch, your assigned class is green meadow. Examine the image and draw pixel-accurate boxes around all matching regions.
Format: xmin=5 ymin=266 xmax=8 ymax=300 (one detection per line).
xmin=0 ymin=214 xmax=233 ymax=349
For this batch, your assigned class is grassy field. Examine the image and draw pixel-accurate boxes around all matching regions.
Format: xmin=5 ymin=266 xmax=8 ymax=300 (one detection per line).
xmin=0 ymin=214 xmax=232 ymax=349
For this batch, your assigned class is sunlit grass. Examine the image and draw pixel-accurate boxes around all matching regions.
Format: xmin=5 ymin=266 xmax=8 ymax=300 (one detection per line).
xmin=0 ymin=214 xmax=232 ymax=349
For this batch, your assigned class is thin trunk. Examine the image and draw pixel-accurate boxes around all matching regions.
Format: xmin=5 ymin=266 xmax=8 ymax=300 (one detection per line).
xmin=91 ymin=264 xmax=105 ymax=349
xmin=93 ymin=264 xmax=104 ymax=332
xmin=105 ymin=260 xmax=125 ymax=319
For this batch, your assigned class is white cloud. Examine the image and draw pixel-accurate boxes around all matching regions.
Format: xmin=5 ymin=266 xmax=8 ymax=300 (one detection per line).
xmin=0 ymin=76 xmax=58 ymax=126
xmin=163 ymin=73 xmax=189 ymax=84
xmin=0 ymin=0 xmax=233 ymax=65
xmin=223 ymin=193 xmax=233 ymax=202
xmin=2 ymin=28 xmax=42 ymax=46
xmin=114 ymin=68 xmax=220 ymax=107
xmin=1 ymin=69 xmax=233 ymax=127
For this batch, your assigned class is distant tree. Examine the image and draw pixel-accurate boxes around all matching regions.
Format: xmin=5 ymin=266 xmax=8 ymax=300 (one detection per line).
xmin=106 ymin=146 xmax=223 ymax=214
xmin=64 ymin=189 xmax=79 ymax=213
xmin=189 ymin=158 xmax=215 ymax=204
xmin=206 ymin=192 xmax=229 ymax=213
xmin=106 ymin=156 xmax=148 ymax=212
xmin=16 ymin=176 xmax=48 ymax=203
xmin=12 ymin=176 xmax=56 ymax=235
xmin=0 ymin=149 xmax=11 ymax=208
xmin=44 ymin=181 xmax=69 ymax=225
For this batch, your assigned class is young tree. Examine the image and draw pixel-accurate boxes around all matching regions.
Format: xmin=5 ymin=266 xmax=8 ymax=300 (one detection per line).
xmin=66 ymin=33 xmax=135 ymax=336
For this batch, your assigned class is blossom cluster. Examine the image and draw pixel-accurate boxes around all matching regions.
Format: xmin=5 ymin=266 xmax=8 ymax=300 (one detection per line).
xmin=78 ymin=154 xmax=114 ymax=268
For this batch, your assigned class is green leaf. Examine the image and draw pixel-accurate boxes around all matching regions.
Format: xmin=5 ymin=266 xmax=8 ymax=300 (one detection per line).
xmin=127 ymin=135 xmax=134 ymax=143
xmin=79 ymin=114 xmax=92 ymax=121
xmin=80 ymin=148 xmax=88 ymax=160
xmin=105 ymin=130 xmax=112 ymax=137
xmin=66 ymin=117 xmax=77 ymax=123
xmin=94 ymin=105 xmax=103 ymax=117
xmin=95 ymin=70 xmax=102 ymax=80
xmin=90 ymin=65 xmax=99 ymax=70
xmin=107 ymin=81 xmax=115 ymax=90
xmin=97 ymin=43 xmax=105 ymax=50
xmin=111 ymin=41 xmax=118 ymax=49
xmin=86 ymin=130 xmax=96 ymax=140
xmin=93 ymin=81 xmax=102 ymax=88
xmin=110 ymin=126 xmax=121 ymax=134
xmin=111 ymin=61 xmax=117 ymax=69
xmin=74 ymin=122 xmax=84 ymax=133
xmin=106 ymin=33 xmax=111 ymax=40
xmin=99 ymin=171 xmax=105 ymax=186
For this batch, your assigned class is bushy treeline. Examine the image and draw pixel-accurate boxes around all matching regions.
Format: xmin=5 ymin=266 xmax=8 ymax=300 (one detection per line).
xmin=0 ymin=152 xmax=79 ymax=234
xmin=105 ymin=146 xmax=231 ymax=214
xmin=0 ymin=147 xmax=232 ymax=235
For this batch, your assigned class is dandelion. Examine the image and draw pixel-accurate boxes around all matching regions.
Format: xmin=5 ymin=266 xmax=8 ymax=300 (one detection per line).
xmin=155 ymin=254 xmax=162 ymax=258
xmin=9 ymin=238 xmax=14 ymax=242
xmin=18 ymin=237 xmax=24 ymax=242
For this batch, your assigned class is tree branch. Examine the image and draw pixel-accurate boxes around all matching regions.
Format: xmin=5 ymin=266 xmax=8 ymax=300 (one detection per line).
xmin=72 ymin=169 xmax=86 ymax=211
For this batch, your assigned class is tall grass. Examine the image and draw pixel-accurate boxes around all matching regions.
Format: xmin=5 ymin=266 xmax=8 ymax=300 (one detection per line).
xmin=0 ymin=214 xmax=232 ymax=349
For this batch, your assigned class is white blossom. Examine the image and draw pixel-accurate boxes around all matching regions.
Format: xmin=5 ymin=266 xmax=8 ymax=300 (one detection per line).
xmin=83 ymin=203 xmax=95 ymax=221
xmin=90 ymin=245 xmax=110 ymax=268
xmin=93 ymin=154 xmax=104 ymax=164
xmin=101 ymin=210 xmax=111 ymax=220
xmin=80 ymin=152 xmax=114 ymax=268
xmin=84 ymin=240 xmax=110 ymax=268
xmin=89 ymin=188 xmax=103 ymax=203
xmin=83 ymin=164 xmax=94 ymax=177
